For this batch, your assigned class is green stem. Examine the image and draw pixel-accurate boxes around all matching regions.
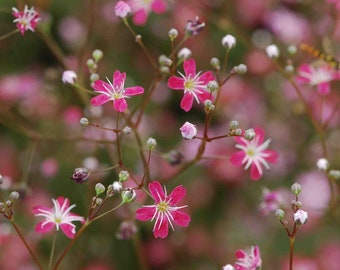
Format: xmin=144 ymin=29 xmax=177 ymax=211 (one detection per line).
xmin=48 ymin=234 xmax=57 ymax=270
xmin=9 ymin=218 xmax=43 ymax=270
xmin=289 ymin=236 xmax=295 ymax=270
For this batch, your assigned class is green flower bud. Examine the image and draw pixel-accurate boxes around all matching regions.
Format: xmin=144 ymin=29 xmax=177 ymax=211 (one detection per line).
xmin=146 ymin=137 xmax=157 ymax=150
xmin=95 ymin=183 xmax=106 ymax=196
xmin=121 ymin=189 xmax=136 ymax=203
xmin=119 ymin=170 xmax=129 ymax=182
xmin=80 ymin=117 xmax=89 ymax=127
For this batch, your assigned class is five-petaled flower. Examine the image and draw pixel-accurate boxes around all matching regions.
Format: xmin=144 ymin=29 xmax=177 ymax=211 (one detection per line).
xmin=234 ymin=246 xmax=262 ymax=270
xmin=91 ymin=70 xmax=144 ymax=112
xmin=230 ymin=127 xmax=278 ymax=180
xmin=33 ymin=197 xmax=85 ymax=239
xmin=167 ymin=59 xmax=215 ymax=112
xmin=12 ymin=5 xmax=41 ymax=35
xmin=297 ymin=63 xmax=340 ymax=95
xmin=127 ymin=0 xmax=167 ymax=25
xmin=135 ymin=181 xmax=191 ymax=239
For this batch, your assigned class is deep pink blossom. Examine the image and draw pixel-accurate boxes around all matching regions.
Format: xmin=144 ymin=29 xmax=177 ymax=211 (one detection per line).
xmin=167 ymin=59 xmax=215 ymax=112
xmin=136 ymin=181 xmax=190 ymax=239
xmin=91 ymin=70 xmax=144 ymax=112
xmin=33 ymin=197 xmax=85 ymax=239
xmin=230 ymin=127 xmax=278 ymax=180
xmin=127 ymin=0 xmax=166 ymax=25
xmin=297 ymin=63 xmax=340 ymax=95
xmin=234 ymin=246 xmax=262 ymax=270
xmin=12 ymin=5 xmax=41 ymax=35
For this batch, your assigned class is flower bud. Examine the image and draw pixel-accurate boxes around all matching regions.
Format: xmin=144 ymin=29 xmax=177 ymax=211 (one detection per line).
xmin=222 ymin=34 xmax=236 ymax=49
xmin=90 ymin=73 xmax=99 ymax=82
xmin=229 ymin=120 xmax=239 ymax=129
xmin=233 ymin=64 xmax=247 ymax=75
xmin=177 ymin=47 xmax=192 ymax=60
xmin=204 ymin=99 xmax=215 ymax=113
xmin=95 ymin=183 xmax=105 ymax=196
xmin=207 ymin=80 xmax=219 ymax=92
xmin=62 ymin=70 xmax=77 ymax=84
xmin=285 ymin=64 xmax=294 ymax=74
xmin=119 ymin=170 xmax=129 ymax=182
xmin=146 ymin=137 xmax=157 ymax=150
xmin=160 ymin=66 xmax=170 ymax=75
xmin=122 ymin=126 xmax=132 ymax=135
xmin=234 ymin=128 xmax=243 ymax=136
xmin=9 ymin=191 xmax=20 ymax=201
xmin=294 ymin=209 xmax=308 ymax=225
xmin=164 ymin=150 xmax=184 ymax=166
xmin=210 ymin=57 xmax=220 ymax=70
xmin=86 ymin=59 xmax=96 ymax=69
xmin=329 ymin=170 xmax=340 ymax=180
xmin=244 ymin=128 xmax=256 ymax=141
xmin=80 ymin=117 xmax=89 ymax=127
xmin=287 ymin=44 xmax=297 ymax=55
xmin=275 ymin=208 xmax=285 ymax=220
xmin=266 ymin=44 xmax=280 ymax=59
xmin=95 ymin=197 xmax=103 ymax=206
xmin=71 ymin=168 xmax=90 ymax=183
xmin=291 ymin=183 xmax=302 ymax=196
xmin=92 ymin=49 xmax=103 ymax=62
xmin=316 ymin=158 xmax=329 ymax=171
xmin=185 ymin=17 xmax=205 ymax=37
xmin=112 ymin=181 xmax=123 ymax=193
xmin=121 ymin=189 xmax=136 ymax=203
xmin=180 ymin=122 xmax=197 ymax=140
xmin=168 ymin=28 xmax=178 ymax=41
xmin=115 ymin=1 xmax=131 ymax=18
xmin=158 ymin=55 xmax=172 ymax=66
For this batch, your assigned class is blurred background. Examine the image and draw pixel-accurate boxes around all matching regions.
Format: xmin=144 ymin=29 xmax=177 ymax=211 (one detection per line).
xmin=1 ymin=0 xmax=340 ymax=269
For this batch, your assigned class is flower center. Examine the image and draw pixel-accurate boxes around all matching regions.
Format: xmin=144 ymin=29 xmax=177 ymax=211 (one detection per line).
xmin=157 ymin=201 xmax=169 ymax=212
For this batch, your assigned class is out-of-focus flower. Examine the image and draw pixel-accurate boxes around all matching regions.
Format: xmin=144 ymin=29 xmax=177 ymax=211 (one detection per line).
xmin=177 ymin=47 xmax=192 ymax=60
xmin=62 ymin=70 xmax=77 ymax=84
xmin=33 ymin=197 xmax=85 ymax=239
xmin=135 ymin=181 xmax=190 ymax=239
xmin=116 ymin=220 xmax=138 ymax=240
xmin=234 ymin=246 xmax=262 ymax=270
xmin=71 ymin=167 xmax=90 ymax=183
xmin=316 ymin=158 xmax=329 ymax=170
xmin=115 ymin=1 xmax=131 ymax=18
xmin=230 ymin=127 xmax=278 ymax=180
xmin=180 ymin=122 xmax=197 ymax=139
xmin=259 ymin=188 xmax=283 ymax=215
xmin=12 ymin=5 xmax=41 ymax=35
xmin=222 ymin=34 xmax=236 ymax=49
xmin=167 ymin=59 xmax=215 ymax=112
xmin=265 ymin=44 xmax=280 ymax=59
xmin=58 ymin=17 xmax=86 ymax=49
xmin=185 ymin=17 xmax=205 ymax=37
xmin=296 ymin=63 xmax=340 ymax=95
xmin=91 ymin=70 xmax=144 ymax=112
xmin=127 ymin=0 xmax=166 ymax=25
xmin=294 ymin=209 xmax=308 ymax=225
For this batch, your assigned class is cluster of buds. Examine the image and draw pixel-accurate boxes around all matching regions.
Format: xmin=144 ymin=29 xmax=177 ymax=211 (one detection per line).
xmin=87 ymin=49 xmax=104 ymax=82
xmin=316 ymin=158 xmax=340 ymax=181
xmin=228 ymin=120 xmax=243 ymax=136
xmin=0 ymin=175 xmax=20 ymax=219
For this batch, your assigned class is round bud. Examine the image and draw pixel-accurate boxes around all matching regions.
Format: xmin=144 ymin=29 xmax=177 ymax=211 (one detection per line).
xmin=95 ymin=183 xmax=106 ymax=196
xmin=244 ymin=128 xmax=256 ymax=141
xmin=146 ymin=137 xmax=157 ymax=150
xmin=119 ymin=170 xmax=129 ymax=182
xmin=80 ymin=117 xmax=89 ymax=127
xmin=210 ymin=57 xmax=220 ymax=70
xmin=121 ymin=189 xmax=136 ymax=203
xmin=92 ymin=49 xmax=103 ymax=62
xmin=168 ymin=28 xmax=178 ymax=41
xmin=10 ymin=191 xmax=20 ymax=201
xmin=229 ymin=120 xmax=239 ymax=129
xmin=291 ymin=183 xmax=302 ymax=195
xmin=112 ymin=181 xmax=123 ymax=193
xmin=122 ymin=126 xmax=132 ymax=135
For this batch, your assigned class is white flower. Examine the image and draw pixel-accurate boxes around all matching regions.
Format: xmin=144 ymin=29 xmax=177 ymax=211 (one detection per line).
xmin=294 ymin=209 xmax=308 ymax=225
xmin=62 ymin=70 xmax=77 ymax=84
xmin=180 ymin=122 xmax=197 ymax=139
xmin=316 ymin=158 xmax=329 ymax=171
xmin=222 ymin=34 xmax=236 ymax=49
xmin=266 ymin=44 xmax=280 ymax=59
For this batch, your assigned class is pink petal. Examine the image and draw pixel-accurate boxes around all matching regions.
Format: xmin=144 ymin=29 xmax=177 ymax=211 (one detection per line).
xmin=168 ymin=185 xmax=186 ymax=205
xmin=60 ymin=224 xmax=76 ymax=239
xmin=91 ymin=94 xmax=112 ymax=106
xmin=35 ymin=222 xmax=55 ymax=234
xmin=168 ymin=76 xmax=185 ymax=90
xmin=298 ymin=63 xmax=312 ymax=74
xmin=112 ymin=70 xmax=126 ymax=88
xmin=235 ymin=249 xmax=247 ymax=260
xmin=151 ymin=0 xmax=167 ymax=13
xmin=250 ymin=163 xmax=262 ymax=180
xmin=230 ymin=151 xmax=246 ymax=166
xmin=113 ymin=98 xmax=128 ymax=112
xmin=234 ymin=136 xmax=247 ymax=145
xmin=153 ymin=218 xmax=169 ymax=239
xmin=92 ymin=80 xmax=111 ymax=93
xmin=32 ymin=205 xmax=52 ymax=215
xmin=197 ymin=89 xmax=212 ymax=103
xmin=264 ymin=150 xmax=279 ymax=163
xmin=56 ymin=197 xmax=69 ymax=208
xmin=317 ymin=82 xmax=330 ymax=95
xmin=172 ymin=211 xmax=191 ymax=227
xmin=183 ymin=59 xmax=196 ymax=77
xmin=136 ymin=206 xmax=156 ymax=221
xmin=125 ymin=86 xmax=144 ymax=96
xmin=198 ymin=71 xmax=215 ymax=84
xmin=180 ymin=93 xmax=194 ymax=112
xmin=254 ymin=127 xmax=265 ymax=144
xmin=149 ymin=181 xmax=165 ymax=203
xmin=133 ymin=9 xmax=148 ymax=25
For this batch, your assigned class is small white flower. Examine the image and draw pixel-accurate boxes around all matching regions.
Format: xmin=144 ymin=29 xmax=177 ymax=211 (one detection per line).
xmin=180 ymin=122 xmax=197 ymax=140
xmin=222 ymin=34 xmax=236 ymax=49
xmin=62 ymin=70 xmax=77 ymax=84
xmin=294 ymin=209 xmax=308 ymax=225
xmin=266 ymin=44 xmax=280 ymax=59
xmin=316 ymin=158 xmax=329 ymax=171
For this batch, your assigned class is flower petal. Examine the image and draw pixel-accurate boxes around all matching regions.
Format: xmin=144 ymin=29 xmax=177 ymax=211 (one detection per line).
xmin=254 ymin=127 xmax=265 ymax=144
xmin=168 ymin=185 xmax=186 ymax=205
xmin=168 ymin=76 xmax=185 ymax=90
xmin=60 ymin=223 xmax=76 ymax=239
xmin=317 ymin=82 xmax=330 ymax=95
xmin=125 ymin=86 xmax=144 ymax=96
xmin=35 ymin=221 xmax=55 ymax=233
xmin=183 ymin=59 xmax=196 ymax=77
xmin=149 ymin=181 xmax=165 ymax=203
xmin=113 ymin=98 xmax=128 ymax=112
xmin=250 ymin=163 xmax=262 ymax=180
xmin=32 ymin=205 xmax=52 ymax=215
xmin=196 ymin=89 xmax=212 ymax=103
xmin=92 ymin=80 xmax=111 ymax=93
xmin=263 ymin=150 xmax=279 ymax=163
xmin=136 ymin=206 xmax=156 ymax=221
xmin=133 ymin=9 xmax=148 ymax=25
xmin=153 ymin=218 xmax=169 ymax=239
xmin=180 ymin=93 xmax=194 ymax=112
xmin=230 ymin=151 xmax=246 ymax=166
xmin=151 ymin=0 xmax=167 ymax=13
xmin=91 ymin=94 xmax=112 ymax=106
xmin=172 ymin=211 xmax=191 ymax=227
xmin=112 ymin=70 xmax=126 ymax=88
xmin=198 ymin=71 xmax=215 ymax=84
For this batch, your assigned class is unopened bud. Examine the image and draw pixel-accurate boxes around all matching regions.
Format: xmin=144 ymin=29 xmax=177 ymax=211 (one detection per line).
xmin=119 ymin=170 xmax=129 ymax=182
xmin=207 ymin=80 xmax=218 ymax=92
xmin=229 ymin=120 xmax=239 ymax=129
xmin=185 ymin=17 xmax=205 ymax=37
xmin=146 ymin=137 xmax=157 ymax=150
xmin=80 ymin=117 xmax=89 ymax=127
xmin=112 ymin=181 xmax=123 ymax=193
xmin=291 ymin=183 xmax=302 ymax=196
xmin=329 ymin=170 xmax=340 ymax=180
xmin=180 ymin=122 xmax=197 ymax=140
xmin=233 ymin=64 xmax=247 ymax=75
xmin=121 ymin=189 xmax=136 ymax=203
xmin=210 ymin=57 xmax=220 ymax=70
xmin=168 ymin=28 xmax=178 ymax=41
xmin=9 ymin=191 xmax=20 ymax=201
xmin=95 ymin=198 xmax=103 ymax=206
xmin=287 ymin=44 xmax=297 ymax=55
xmin=122 ymin=126 xmax=131 ymax=135
xmin=92 ymin=49 xmax=103 ymax=62
xmin=71 ymin=167 xmax=90 ymax=183
xmin=95 ymin=183 xmax=105 ymax=196
xmin=285 ymin=65 xmax=294 ymax=74
xmin=177 ymin=48 xmax=192 ymax=60
xmin=275 ymin=208 xmax=285 ymax=220
xmin=316 ymin=158 xmax=329 ymax=171
xmin=221 ymin=34 xmax=236 ymax=49
xmin=164 ymin=150 xmax=184 ymax=166
xmin=234 ymin=128 xmax=243 ymax=136
xmin=158 ymin=55 xmax=172 ymax=66
xmin=62 ymin=70 xmax=77 ymax=85
xmin=90 ymin=73 xmax=99 ymax=82
xmin=266 ymin=44 xmax=280 ymax=59
xmin=244 ymin=128 xmax=256 ymax=141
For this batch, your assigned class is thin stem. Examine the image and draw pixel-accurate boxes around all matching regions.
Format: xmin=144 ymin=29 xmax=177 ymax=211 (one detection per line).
xmin=9 ymin=218 xmax=43 ymax=270
xmin=48 ymin=234 xmax=57 ymax=270
xmin=116 ymin=112 xmax=123 ymax=166
xmin=20 ymin=140 xmax=37 ymax=188
xmin=90 ymin=201 xmax=124 ymax=222
xmin=289 ymin=236 xmax=295 ymax=270
xmin=0 ymin=29 xmax=19 ymax=41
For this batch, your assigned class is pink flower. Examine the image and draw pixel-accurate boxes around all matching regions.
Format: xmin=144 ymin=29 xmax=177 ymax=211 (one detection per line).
xmin=167 ymin=59 xmax=215 ymax=112
xmin=180 ymin=121 xmax=197 ymax=139
xmin=91 ymin=70 xmax=144 ymax=112
xmin=12 ymin=5 xmax=41 ymax=35
xmin=127 ymin=0 xmax=166 ymax=25
xmin=115 ymin=1 xmax=131 ymax=18
xmin=33 ymin=197 xmax=85 ymax=239
xmin=135 ymin=181 xmax=191 ymax=239
xmin=258 ymin=188 xmax=283 ymax=216
xmin=297 ymin=63 xmax=340 ymax=95
xmin=230 ymin=127 xmax=278 ymax=180
xmin=234 ymin=246 xmax=262 ymax=270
